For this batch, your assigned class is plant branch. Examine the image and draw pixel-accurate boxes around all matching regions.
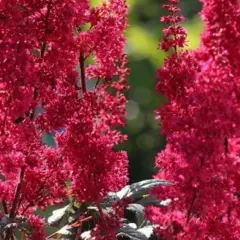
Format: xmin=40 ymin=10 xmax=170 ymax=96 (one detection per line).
xmin=5 ymin=166 xmax=25 ymax=240
xmin=40 ymin=1 xmax=51 ymax=58
xmin=227 ymin=206 xmax=231 ymax=224
xmin=96 ymin=203 xmax=106 ymax=228
xmin=45 ymin=216 xmax=92 ymax=240
xmin=2 ymin=201 xmax=8 ymax=214
xmin=95 ymin=78 xmax=101 ymax=89
xmin=79 ymin=54 xmax=86 ymax=93
xmin=224 ymin=137 xmax=228 ymax=154
xmin=74 ymin=226 xmax=82 ymax=240
xmin=1 ymin=95 xmax=11 ymax=135
xmin=9 ymin=166 xmax=26 ymax=219
xmin=186 ymin=188 xmax=197 ymax=224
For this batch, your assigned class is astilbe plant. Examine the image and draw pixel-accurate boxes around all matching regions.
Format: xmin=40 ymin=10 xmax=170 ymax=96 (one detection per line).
xmin=147 ymin=0 xmax=240 ymax=239
xmin=3 ymin=0 xmax=240 ymax=239
xmin=0 ymin=0 xmax=130 ymax=239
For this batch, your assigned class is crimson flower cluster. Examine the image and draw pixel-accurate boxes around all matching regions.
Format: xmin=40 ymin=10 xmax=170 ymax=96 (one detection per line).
xmin=159 ymin=0 xmax=187 ymax=52
xmin=147 ymin=0 xmax=240 ymax=239
xmin=0 ymin=0 xmax=128 ymax=239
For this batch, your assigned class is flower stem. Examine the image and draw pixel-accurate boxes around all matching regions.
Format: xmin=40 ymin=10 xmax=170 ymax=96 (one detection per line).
xmin=2 ymin=201 xmax=8 ymax=214
xmin=79 ymin=53 xmax=86 ymax=93
xmin=186 ymin=188 xmax=197 ymax=224
xmin=10 ymin=166 xmax=26 ymax=219
xmin=5 ymin=166 xmax=25 ymax=240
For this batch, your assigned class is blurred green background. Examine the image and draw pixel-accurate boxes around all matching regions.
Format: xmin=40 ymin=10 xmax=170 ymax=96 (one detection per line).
xmin=89 ymin=0 xmax=203 ymax=183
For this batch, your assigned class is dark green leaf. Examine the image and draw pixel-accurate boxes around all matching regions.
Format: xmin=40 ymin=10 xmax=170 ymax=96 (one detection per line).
xmin=126 ymin=204 xmax=145 ymax=227
xmin=127 ymin=179 xmax=171 ymax=199
xmin=117 ymin=224 xmax=148 ymax=240
xmin=136 ymin=195 xmax=167 ymax=207
xmin=48 ymin=204 xmax=70 ymax=227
